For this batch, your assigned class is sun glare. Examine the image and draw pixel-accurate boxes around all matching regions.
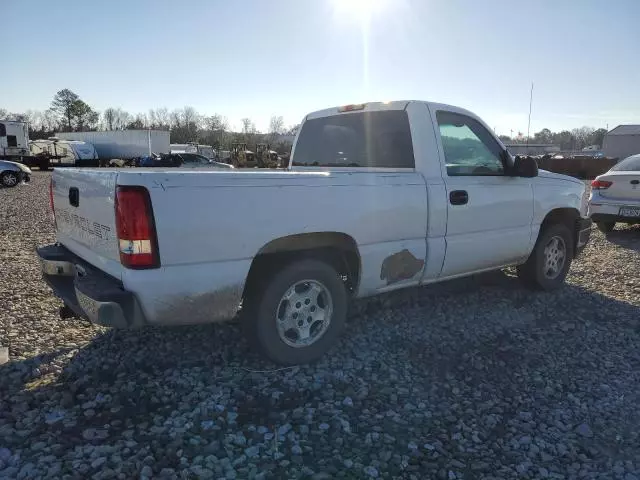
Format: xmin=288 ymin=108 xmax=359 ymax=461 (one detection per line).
xmin=329 ymin=0 xmax=394 ymax=98
xmin=330 ymin=0 xmax=389 ymax=22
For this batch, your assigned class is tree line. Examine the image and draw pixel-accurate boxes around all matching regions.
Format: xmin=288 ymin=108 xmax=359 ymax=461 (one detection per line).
xmin=498 ymin=126 xmax=609 ymax=151
xmin=0 ymin=89 xmax=300 ymax=152
xmin=2 ymin=89 xmax=611 ymax=152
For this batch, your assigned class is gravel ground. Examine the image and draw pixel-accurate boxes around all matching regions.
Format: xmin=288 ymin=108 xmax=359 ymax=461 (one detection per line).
xmin=1 ymin=171 xmax=639 ymax=480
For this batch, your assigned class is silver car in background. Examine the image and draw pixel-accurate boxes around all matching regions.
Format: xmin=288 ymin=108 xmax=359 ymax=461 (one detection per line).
xmin=0 ymin=160 xmax=31 ymax=187
xmin=589 ymin=154 xmax=640 ymax=232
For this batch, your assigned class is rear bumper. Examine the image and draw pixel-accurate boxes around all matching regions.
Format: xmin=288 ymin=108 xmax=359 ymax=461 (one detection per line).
xmin=575 ymin=217 xmax=592 ymax=256
xmin=37 ymin=244 xmax=146 ymax=328
xmin=589 ymin=200 xmax=640 ymax=224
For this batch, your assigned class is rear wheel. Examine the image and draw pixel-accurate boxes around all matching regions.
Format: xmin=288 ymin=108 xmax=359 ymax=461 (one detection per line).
xmin=244 ymin=259 xmax=348 ymax=365
xmin=595 ymin=221 xmax=615 ymax=233
xmin=1 ymin=171 xmax=19 ymax=187
xmin=517 ymin=223 xmax=574 ymax=291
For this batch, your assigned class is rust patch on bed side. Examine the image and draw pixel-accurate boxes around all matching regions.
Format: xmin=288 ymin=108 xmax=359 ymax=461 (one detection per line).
xmin=380 ymin=249 xmax=425 ymax=285
xmin=154 ymin=284 xmax=244 ymax=325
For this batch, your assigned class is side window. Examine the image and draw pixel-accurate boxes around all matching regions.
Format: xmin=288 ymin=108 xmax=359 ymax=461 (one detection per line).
xmin=436 ymin=111 xmax=505 ymax=176
xmin=7 ymin=135 xmax=17 ymax=147
xmin=0 ymin=124 xmax=6 ymax=136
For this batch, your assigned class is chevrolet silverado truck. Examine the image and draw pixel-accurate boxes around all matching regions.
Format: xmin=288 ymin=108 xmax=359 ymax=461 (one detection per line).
xmin=38 ymin=101 xmax=592 ymax=365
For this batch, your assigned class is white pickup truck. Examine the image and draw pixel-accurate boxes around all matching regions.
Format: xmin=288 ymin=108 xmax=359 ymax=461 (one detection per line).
xmin=39 ymin=101 xmax=592 ymax=365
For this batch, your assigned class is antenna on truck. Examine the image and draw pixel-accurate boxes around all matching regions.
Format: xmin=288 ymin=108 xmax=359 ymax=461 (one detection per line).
xmin=526 ymin=82 xmax=534 ymax=151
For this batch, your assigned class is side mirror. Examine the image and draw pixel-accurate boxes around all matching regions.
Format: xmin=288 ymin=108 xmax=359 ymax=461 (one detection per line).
xmin=512 ymin=155 xmax=538 ymax=178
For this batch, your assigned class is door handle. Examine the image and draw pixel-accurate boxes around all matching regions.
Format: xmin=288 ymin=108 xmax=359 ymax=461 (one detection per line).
xmin=449 ymin=190 xmax=468 ymax=205
xmin=69 ymin=187 xmax=79 ymax=207
xmin=631 ymin=180 xmax=639 ymax=185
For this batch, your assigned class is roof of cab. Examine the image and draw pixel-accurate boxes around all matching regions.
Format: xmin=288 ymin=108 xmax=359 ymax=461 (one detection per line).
xmin=303 ymin=100 xmax=478 ymax=122
xmin=305 ymin=101 xmax=412 ymax=120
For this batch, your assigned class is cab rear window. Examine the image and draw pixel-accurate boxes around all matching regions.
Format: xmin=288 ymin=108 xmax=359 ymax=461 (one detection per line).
xmin=292 ymin=110 xmax=415 ymax=168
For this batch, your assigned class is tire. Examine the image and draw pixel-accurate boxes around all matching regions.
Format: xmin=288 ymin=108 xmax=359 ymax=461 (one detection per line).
xmin=517 ymin=223 xmax=574 ymax=291
xmin=244 ymin=259 xmax=348 ymax=365
xmin=596 ymin=221 xmax=615 ymax=234
xmin=1 ymin=171 xmax=19 ymax=188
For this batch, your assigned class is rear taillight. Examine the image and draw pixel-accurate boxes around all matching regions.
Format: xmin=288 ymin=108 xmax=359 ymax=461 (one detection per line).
xmin=115 ymin=186 xmax=160 ymax=269
xmin=591 ymin=179 xmax=612 ymax=190
xmin=49 ymin=178 xmax=56 ymax=226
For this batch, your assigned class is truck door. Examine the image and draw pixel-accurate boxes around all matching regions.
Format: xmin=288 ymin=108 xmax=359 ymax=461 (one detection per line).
xmin=433 ymin=110 xmax=534 ymax=277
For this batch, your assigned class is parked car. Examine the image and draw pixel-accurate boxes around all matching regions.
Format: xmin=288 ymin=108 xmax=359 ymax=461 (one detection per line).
xmin=178 ymin=153 xmax=234 ymax=169
xmin=588 ymin=153 xmax=640 ymax=232
xmin=0 ymin=160 xmax=31 ymax=187
xmin=138 ymin=153 xmax=234 ymax=169
xmin=38 ymin=101 xmax=591 ymax=365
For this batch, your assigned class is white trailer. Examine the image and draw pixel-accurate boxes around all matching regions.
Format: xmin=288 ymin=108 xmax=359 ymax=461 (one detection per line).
xmin=30 ymin=139 xmax=98 ymax=166
xmin=56 ymin=130 xmax=170 ymax=166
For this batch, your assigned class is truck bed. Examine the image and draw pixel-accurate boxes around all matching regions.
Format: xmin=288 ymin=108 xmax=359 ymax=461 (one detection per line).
xmin=51 ymin=167 xmax=429 ymax=324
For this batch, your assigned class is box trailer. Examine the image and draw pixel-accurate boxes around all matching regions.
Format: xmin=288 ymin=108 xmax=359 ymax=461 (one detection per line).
xmin=55 ymin=130 xmax=170 ymax=166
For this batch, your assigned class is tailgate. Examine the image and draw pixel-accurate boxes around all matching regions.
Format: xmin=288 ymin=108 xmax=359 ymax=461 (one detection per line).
xmin=52 ymin=168 xmax=123 ymax=279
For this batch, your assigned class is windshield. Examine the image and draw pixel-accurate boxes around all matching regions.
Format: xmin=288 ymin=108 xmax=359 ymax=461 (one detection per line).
xmin=611 ymin=154 xmax=640 ymax=171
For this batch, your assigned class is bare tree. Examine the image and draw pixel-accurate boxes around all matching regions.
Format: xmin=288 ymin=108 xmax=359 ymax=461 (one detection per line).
xmin=241 ymin=118 xmax=257 ymax=134
xmin=268 ymin=115 xmax=284 ymax=142
xmin=241 ymin=118 xmax=259 ymax=143
xmin=285 ymin=124 xmax=300 ymax=136
xmin=126 ymin=113 xmax=148 ymax=130
xmin=269 ymin=116 xmax=284 ymax=134
xmin=205 ymin=114 xmax=228 ymax=133
xmin=181 ymin=106 xmax=198 ymax=126
xmin=26 ymin=110 xmax=43 ymax=131
xmin=170 ymin=109 xmax=183 ymax=128
xmin=148 ymin=107 xmax=170 ymax=129
xmin=42 ymin=109 xmax=59 ymax=132
xmin=571 ymin=126 xmax=595 ymax=150
xmin=103 ymin=108 xmax=117 ymax=130
xmin=102 ymin=108 xmax=131 ymax=130
xmin=200 ymin=114 xmax=229 ymax=148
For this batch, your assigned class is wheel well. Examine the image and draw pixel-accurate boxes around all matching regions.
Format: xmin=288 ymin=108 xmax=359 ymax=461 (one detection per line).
xmin=243 ymin=232 xmax=361 ymax=301
xmin=541 ymin=208 xmax=580 ymax=231
xmin=540 ymin=208 xmax=580 ymax=250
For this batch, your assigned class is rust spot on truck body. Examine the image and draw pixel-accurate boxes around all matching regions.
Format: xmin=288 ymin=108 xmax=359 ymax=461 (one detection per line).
xmin=154 ymin=284 xmax=243 ymax=325
xmin=380 ymin=249 xmax=424 ymax=285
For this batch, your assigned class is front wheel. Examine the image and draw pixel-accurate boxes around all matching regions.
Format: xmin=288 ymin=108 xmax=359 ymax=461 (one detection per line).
xmin=244 ymin=259 xmax=348 ymax=365
xmin=1 ymin=171 xmax=19 ymax=187
xmin=517 ymin=223 xmax=574 ymax=291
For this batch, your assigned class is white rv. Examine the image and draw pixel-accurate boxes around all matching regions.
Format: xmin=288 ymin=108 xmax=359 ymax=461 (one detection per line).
xmin=1 ymin=120 xmax=59 ymax=169
xmin=30 ymin=139 xmax=98 ymax=166
xmin=0 ymin=121 xmax=31 ymax=160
